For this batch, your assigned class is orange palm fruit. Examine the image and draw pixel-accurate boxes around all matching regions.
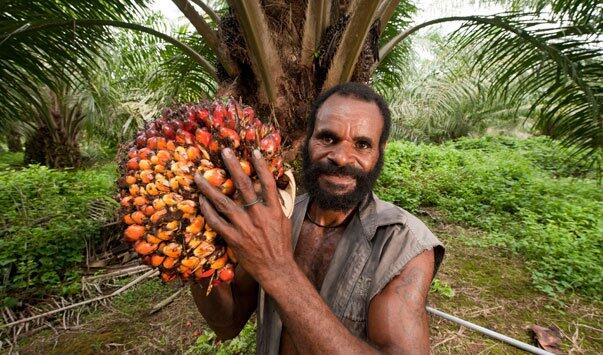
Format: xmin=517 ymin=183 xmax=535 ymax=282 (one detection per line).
xmin=181 ymin=256 xmax=201 ymax=269
xmin=186 ymin=146 xmax=201 ymax=161
xmin=146 ymin=137 xmax=158 ymax=150
xmin=124 ymin=225 xmax=145 ymax=242
xmin=120 ymin=196 xmax=133 ymax=207
xmin=166 ymin=140 xmax=176 ymax=151
xmin=157 ymin=229 xmax=173 ymax=241
xmin=156 ymin=150 xmax=171 ymax=164
xmin=142 ymin=205 xmax=155 ymax=216
xmin=156 ymin=137 xmax=167 ymax=150
xmin=219 ymin=265 xmax=235 ymax=282
xmin=133 ymin=196 xmax=148 ymax=206
xmin=160 ymin=271 xmax=176 ymax=282
xmin=221 ymin=179 xmax=235 ymax=195
xmin=123 ymin=214 xmax=135 ymax=225
xmin=203 ymin=168 xmax=226 ymax=187
xmin=154 ymin=163 xmax=166 ymax=173
xmin=138 ymin=148 xmax=153 ymax=160
xmin=146 ymin=233 xmax=162 ymax=244
xmin=162 ymin=257 xmax=178 ymax=269
xmin=194 ymin=268 xmax=214 ymax=279
xmin=177 ymin=200 xmax=196 ymax=214
xmin=156 ymin=179 xmax=171 ymax=192
xmin=145 ymin=182 xmax=159 ymax=196
xmin=162 ymin=193 xmax=183 ymax=206
xmin=131 ymin=211 xmax=146 ymax=224
xmin=239 ymin=160 xmax=252 ymax=176
xmin=152 ymin=198 xmax=166 ymax=210
xmin=125 ymin=175 xmax=137 ymax=185
xmin=163 ymin=243 xmax=182 ymax=258
xmin=186 ymin=216 xmax=204 ymax=234
xmin=139 ymin=159 xmax=152 ymax=171
xmin=169 ymin=177 xmax=179 ymax=190
xmin=193 ymin=241 xmax=215 ymax=258
xmin=150 ymin=209 xmax=167 ymax=223
xmin=126 ymin=158 xmax=139 ymax=170
xmin=140 ymin=170 xmax=154 ymax=183
xmin=210 ymin=254 xmax=228 ymax=269
xmin=203 ymin=230 xmax=217 ymax=242
xmin=129 ymin=184 xmax=140 ymax=196
xmin=134 ymin=240 xmax=158 ymax=255
xmin=150 ymin=254 xmax=165 ymax=267
xmin=174 ymin=146 xmax=188 ymax=161
xmin=188 ymin=237 xmax=202 ymax=249
xmin=165 ymin=220 xmax=180 ymax=231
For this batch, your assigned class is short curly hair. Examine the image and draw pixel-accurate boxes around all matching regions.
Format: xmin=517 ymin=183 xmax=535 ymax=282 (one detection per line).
xmin=305 ymin=82 xmax=391 ymax=146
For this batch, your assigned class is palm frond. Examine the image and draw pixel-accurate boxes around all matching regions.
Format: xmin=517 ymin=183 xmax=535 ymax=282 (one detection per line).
xmin=453 ymin=13 xmax=602 ymax=164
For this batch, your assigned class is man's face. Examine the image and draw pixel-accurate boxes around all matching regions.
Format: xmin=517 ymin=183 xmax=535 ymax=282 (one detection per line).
xmin=302 ymin=94 xmax=385 ymax=211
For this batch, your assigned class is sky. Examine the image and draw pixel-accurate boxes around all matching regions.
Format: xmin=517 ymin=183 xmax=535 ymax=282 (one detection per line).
xmin=151 ymin=0 xmax=506 ymax=35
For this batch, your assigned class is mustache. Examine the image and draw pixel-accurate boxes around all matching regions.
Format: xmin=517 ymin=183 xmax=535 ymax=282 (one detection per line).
xmin=308 ymin=160 xmax=365 ymax=179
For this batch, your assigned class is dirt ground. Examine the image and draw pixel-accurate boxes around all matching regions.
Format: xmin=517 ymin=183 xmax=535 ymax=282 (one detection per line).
xmin=12 ymin=214 xmax=603 ymax=354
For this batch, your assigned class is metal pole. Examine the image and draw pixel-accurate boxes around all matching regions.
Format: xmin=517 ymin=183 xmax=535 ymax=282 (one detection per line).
xmin=427 ymin=307 xmax=553 ymax=355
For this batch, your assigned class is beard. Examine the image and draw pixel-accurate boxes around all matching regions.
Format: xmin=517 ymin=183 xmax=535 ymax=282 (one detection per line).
xmin=301 ymin=143 xmax=384 ymax=211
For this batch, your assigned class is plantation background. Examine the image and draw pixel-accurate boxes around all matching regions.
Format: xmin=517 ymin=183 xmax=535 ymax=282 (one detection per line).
xmin=1 ymin=0 xmax=602 ymax=353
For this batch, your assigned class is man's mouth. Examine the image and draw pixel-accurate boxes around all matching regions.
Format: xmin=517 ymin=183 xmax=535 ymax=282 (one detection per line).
xmin=319 ymin=173 xmax=356 ymax=187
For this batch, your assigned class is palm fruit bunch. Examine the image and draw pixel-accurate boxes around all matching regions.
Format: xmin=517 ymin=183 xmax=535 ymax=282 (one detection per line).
xmin=117 ymin=98 xmax=287 ymax=288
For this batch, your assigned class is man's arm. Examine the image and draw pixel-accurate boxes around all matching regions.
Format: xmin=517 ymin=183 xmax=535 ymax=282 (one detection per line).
xmin=263 ymin=249 xmax=435 ymax=354
xmin=190 ymin=265 xmax=258 ymax=340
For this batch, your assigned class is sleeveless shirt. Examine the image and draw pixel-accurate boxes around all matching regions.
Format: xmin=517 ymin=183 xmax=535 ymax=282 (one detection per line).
xmin=256 ymin=193 xmax=445 ymax=354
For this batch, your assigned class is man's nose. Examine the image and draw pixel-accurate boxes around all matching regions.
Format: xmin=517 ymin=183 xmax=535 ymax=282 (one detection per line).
xmin=327 ymin=143 xmax=355 ymax=167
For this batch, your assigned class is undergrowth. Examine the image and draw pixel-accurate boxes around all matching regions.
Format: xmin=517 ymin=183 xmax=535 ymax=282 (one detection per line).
xmin=376 ymin=136 xmax=602 ymax=300
xmin=0 ymin=163 xmax=118 ymax=308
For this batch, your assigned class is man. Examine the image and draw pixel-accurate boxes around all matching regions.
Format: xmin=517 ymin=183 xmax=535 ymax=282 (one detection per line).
xmin=192 ymin=83 xmax=444 ymax=354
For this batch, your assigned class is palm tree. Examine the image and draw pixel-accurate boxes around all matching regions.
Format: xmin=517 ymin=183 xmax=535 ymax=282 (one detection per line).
xmin=1 ymin=0 xmax=601 ymax=164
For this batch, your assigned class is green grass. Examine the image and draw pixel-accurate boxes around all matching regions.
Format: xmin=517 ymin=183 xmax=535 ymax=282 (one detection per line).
xmin=376 ymin=136 xmax=602 ymax=300
xmin=0 ymin=151 xmax=24 ymax=169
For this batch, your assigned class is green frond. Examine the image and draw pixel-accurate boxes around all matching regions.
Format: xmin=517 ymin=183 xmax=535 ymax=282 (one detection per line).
xmin=452 ymin=13 xmax=602 ymax=165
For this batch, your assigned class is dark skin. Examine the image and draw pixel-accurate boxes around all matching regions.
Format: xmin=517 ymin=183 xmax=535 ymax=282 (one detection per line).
xmin=190 ymin=94 xmax=436 ymax=354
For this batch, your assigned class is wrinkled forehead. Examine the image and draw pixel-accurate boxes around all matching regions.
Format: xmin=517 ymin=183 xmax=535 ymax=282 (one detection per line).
xmin=313 ymin=94 xmax=384 ymax=139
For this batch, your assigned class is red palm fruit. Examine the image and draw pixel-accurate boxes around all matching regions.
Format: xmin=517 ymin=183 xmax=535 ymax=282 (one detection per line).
xmin=260 ymin=133 xmax=278 ymax=157
xmin=225 ymin=100 xmax=238 ymax=129
xmin=150 ymin=254 xmax=165 ymax=267
xmin=242 ymin=106 xmax=255 ymax=124
xmin=183 ymin=119 xmax=197 ymax=133
xmin=241 ymin=127 xmax=256 ymax=142
xmin=239 ymin=160 xmax=252 ymax=176
xmin=195 ymin=128 xmax=211 ymax=147
xmin=270 ymin=157 xmax=284 ymax=178
xmin=163 ymin=243 xmax=182 ymax=258
xmin=150 ymin=209 xmax=167 ymax=224
xmin=221 ymin=179 xmax=235 ymax=195
xmin=176 ymin=129 xmax=194 ymax=145
xmin=136 ymin=134 xmax=146 ymax=148
xmin=208 ymin=139 xmax=220 ymax=154
xmin=146 ymin=137 xmax=158 ymax=150
xmin=194 ymin=268 xmax=214 ymax=279
xmin=162 ymin=257 xmax=178 ymax=269
xmin=173 ymin=120 xmax=183 ymax=131
xmin=123 ymin=214 xmax=135 ymax=225
xmin=196 ymin=108 xmax=211 ymax=127
xmin=178 ymin=265 xmax=192 ymax=279
xmin=219 ymin=127 xmax=241 ymax=148
xmin=125 ymin=175 xmax=137 ymax=185
xmin=203 ymin=168 xmax=226 ymax=187
xmin=134 ymin=240 xmax=158 ymax=255
xmin=131 ymin=211 xmax=146 ymax=224
xmin=146 ymin=128 xmax=159 ymax=137
xmin=160 ymin=271 xmax=177 ymax=282
xmin=126 ymin=158 xmax=139 ymax=170
xmin=219 ymin=265 xmax=235 ymax=282
xmin=124 ymin=225 xmax=145 ymax=242
xmin=142 ymin=205 xmax=155 ymax=216
xmin=162 ymin=124 xmax=175 ymax=139
xmin=138 ymin=148 xmax=153 ymax=160
xmin=212 ymin=103 xmax=226 ymax=128
xmin=156 ymin=150 xmax=171 ymax=164
xmin=133 ymin=196 xmax=148 ymax=206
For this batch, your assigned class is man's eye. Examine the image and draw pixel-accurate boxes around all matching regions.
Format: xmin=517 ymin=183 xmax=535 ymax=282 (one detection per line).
xmin=356 ymin=141 xmax=371 ymax=149
xmin=322 ymin=137 xmax=334 ymax=144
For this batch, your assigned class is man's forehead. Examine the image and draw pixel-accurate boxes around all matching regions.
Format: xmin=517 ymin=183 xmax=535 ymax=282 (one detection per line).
xmin=314 ymin=94 xmax=383 ymax=136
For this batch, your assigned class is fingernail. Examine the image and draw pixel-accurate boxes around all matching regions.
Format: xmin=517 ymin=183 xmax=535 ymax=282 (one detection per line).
xmin=253 ymin=149 xmax=262 ymax=159
xmin=222 ymin=148 xmax=233 ymax=158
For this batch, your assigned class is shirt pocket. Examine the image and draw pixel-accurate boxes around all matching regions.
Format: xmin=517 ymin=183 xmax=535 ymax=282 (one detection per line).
xmin=338 ymin=275 xmax=371 ymax=337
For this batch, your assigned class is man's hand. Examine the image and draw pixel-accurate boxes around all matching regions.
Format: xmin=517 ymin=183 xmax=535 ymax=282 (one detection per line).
xmin=193 ymin=148 xmax=296 ymax=287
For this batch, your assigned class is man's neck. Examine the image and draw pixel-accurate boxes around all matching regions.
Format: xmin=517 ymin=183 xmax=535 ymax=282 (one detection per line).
xmin=307 ymin=202 xmax=356 ymax=228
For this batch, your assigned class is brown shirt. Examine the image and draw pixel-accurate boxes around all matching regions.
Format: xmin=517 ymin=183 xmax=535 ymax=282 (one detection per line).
xmin=256 ymin=193 xmax=445 ymax=354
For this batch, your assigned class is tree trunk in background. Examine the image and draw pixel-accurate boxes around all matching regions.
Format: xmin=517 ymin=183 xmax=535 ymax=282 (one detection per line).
xmin=216 ymin=2 xmax=380 ymax=155
xmin=6 ymin=128 xmax=22 ymax=152
xmin=23 ymin=124 xmax=81 ymax=168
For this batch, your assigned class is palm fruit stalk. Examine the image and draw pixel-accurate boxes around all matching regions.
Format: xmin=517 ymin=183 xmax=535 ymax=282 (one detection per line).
xmin=117 ymin=98 xmax=288 ymax=289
